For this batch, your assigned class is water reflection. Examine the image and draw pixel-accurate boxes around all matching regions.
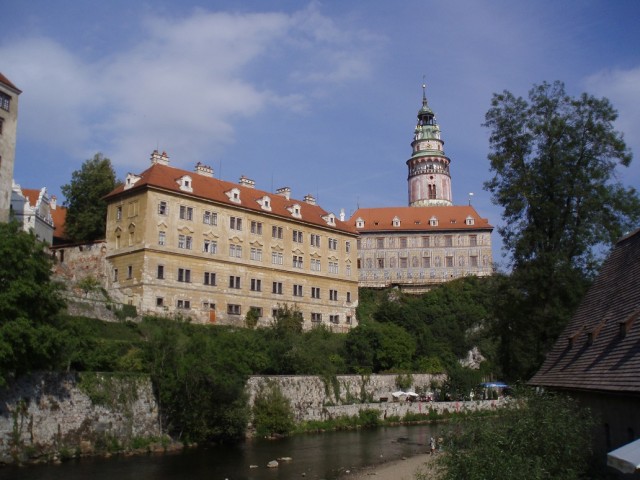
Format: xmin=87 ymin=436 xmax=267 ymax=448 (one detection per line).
xmin=2 ymin=425 xmax=441 ymax=480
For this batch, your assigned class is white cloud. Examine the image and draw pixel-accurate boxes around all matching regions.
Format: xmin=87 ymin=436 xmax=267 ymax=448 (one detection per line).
xmin=0 ymin=5 xmax=381 ymax=171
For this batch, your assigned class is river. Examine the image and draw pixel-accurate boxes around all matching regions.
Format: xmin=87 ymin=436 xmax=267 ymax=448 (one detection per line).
xmin=2 ymin=424 xmax=442 ymax=480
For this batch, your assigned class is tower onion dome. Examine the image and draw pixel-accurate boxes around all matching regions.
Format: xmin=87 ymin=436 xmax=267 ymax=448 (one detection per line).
xmin=406 ymin=84 xmax=453 ymax=207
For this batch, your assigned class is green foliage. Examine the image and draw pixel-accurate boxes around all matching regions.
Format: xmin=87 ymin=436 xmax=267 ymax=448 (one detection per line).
xmin=484 ymin=81 xmax=640 ymax=379
xmin=76 ymin=276 xmax=102 ymax=296
xmin=251 ymin=382 xmax=295 ymax=437
xmin=437 ymin=390 xmax=596 ymax=480
xmin=61 ymin=153 xmax=120 ymax=242
xmin=345 ymin=320 xmax=416 ymax=373
xmin=357 ymin=408 xmax=381 ymax=428
xmin=271 ymin=303 xmax=303 ymax=334
xmin=395 ymin=373 xmax=413 ymax=391
xmin=0 ymin=222 xmax=66 ymax=386
xmin=245 ymin=307 xmax=260 ymax=329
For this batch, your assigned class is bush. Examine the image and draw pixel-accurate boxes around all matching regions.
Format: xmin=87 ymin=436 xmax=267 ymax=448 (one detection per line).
xmin=252 ymin=382 xmax=295 ymax=437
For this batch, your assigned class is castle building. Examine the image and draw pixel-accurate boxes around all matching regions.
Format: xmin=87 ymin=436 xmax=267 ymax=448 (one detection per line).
xmin=104 ymin=151 xmax=359 ymax=330
xmin=10 ymin=182 xmax=55 ymax=244
xmin=351 ymin=85 xmax=493 ymax=292
xmin=0 ymin=73 xmax=21 ymax=223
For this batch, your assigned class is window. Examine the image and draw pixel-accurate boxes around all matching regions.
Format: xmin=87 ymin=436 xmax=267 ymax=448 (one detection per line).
xmin=376 ymin=237 xmax=384 ymax=248
xmin=311 ymin=234 xmax=321 ymax=247
xmin=116 ymin=206 xmax=122 ymax=221
xmin=329 ymin=261 xmax=339 ymax=274
xmin=203 ymin=239 xmax=217 ymax=254
xmin=311 ymin=258 xmax=321 ymax=271
xmin=177 ymin=299 xmax=191 ymax=309
xmin=346 ymin=315 xmax=352 ymax=325
xmin=249 ymin=306 xmax=263 ymax=317
xmin=330 ymin=315 xmax=340 ymax=324
xmin=229 ymin=276 xmax=241 ymax=289
xmin=400 ymin=237 xmax=408 ymax=248
xmin=272 ymin=251 xmax=283 ymax=265
xmin=230 ymin=216 xmax=242 ymax=231
xmin=311 ymin=313 xmax=322 ymax=323
xmin=293 ymin=255 xmax=303 ymax=269
xmin=0 ymin=92 xmax=10 ymax=111
xmin=422 ymin=236 xmax=430 ymax=247
xmin=227 ymin=304 xmax=241 ymax=315
xmin=328 ymin=238 xmax=338 ymax=250
xmin=346 ymin=264 xmax=352 ymax=276
xmin=470 ymin=256 xmax=478 ymax=267
xmin=272 ymin=225 xmax=283 ymax=239
xmin=113 ymin=268 xmax=118 ymax=282
xmin=229 ymin=244 xmax=242 ymax=258
xmin=345 ymin=241 xmax=351 ymax=253
xmin=311 ymin=287 xmax=321 ymax=299
xmin=293 ymin=284 xmax=303 ymax=297
xmin=293 ymin=230 xmax=303 ymax=243
xmin=178 ymin=268 xmax=191 ymax=282
xmin=127 ymin=265 xmax=133 ymax=279
xmin=272 ymin=282 xmax=283 ymax=294
xmin=422 ymin=257 xmax=431 ymax=268
xmin=251 ymin=278 xmax=262 ymax=291
xmin=0 ymin=118 xmax=3 ymax=134
xmin=250 ymin=247 xmax=262 ymax=261
xmin=251 ymin=221 xmax=263 ymax=235
xmin=204 ymin=272 xmax=216 ymax=286
xmin=158 ymin=230 xmax=166 ymax=246
xmin=329 ymin=289 xmax=338 ymax=301
xmin=203 ymin=211 xmax=218 ymax=225
xmin=400 ymin=257 xmax=408 ymax=268
xmin=157 ymin=265 xmax=164 ymax=279
xmin=203 ymin=302 xmax=216 ymax=311
xmin=346 ymin=292 xmax=352 ymax=303
xmin=469 ymin=235 xmax=478 ymax=247
xmin=179 ymin=206 xmax=193 ymax=221
xmin=156 ymin=297 xmax=164 ymax=307
xmin=446 ymin=256 xmax=454 ymax=267
xmin=377 ymin=258 xmax=384 ymax=268
xmin=445 ymin=235 xmax=453 ymax=247
xmin=158 ymin=201 xmax=168 ymax=215
xmin=178 ymin=234 xmax=193 ymax=250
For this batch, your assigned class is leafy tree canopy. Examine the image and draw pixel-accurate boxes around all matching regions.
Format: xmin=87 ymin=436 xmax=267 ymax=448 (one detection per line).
xmin=61 ymin=153 xmax=120 ymax=242
xmin=0 ymin=222 xmax=66 ymax=386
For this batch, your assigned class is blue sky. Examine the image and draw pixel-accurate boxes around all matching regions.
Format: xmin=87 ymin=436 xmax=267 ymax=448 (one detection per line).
xmin=3 ymin=0 xmax=640 ymax=269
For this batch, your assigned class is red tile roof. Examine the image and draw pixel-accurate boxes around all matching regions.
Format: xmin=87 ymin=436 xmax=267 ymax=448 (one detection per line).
xmin=105 ymin=162 xmax=358 ymax=234
xmin=21 ymin=188 xmax=42 ymax=206
xmin=0 ymin=72 xmax=21 ymax=93
xmin=349 ymin=206 xmax=492 ymax=232
xmin=51 ymin=204 xmax=68 ymax=240
xmin=529 ymin=229 xmax=640 ymax=394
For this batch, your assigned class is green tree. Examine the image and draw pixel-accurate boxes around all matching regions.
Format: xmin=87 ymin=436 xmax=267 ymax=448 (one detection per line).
xmin=61 ymin=153 xmax=120 ymax=242
xmin=251 ymin=381 xmax=295 ymax=437
xmin=437 ymin=390 xmax=596 ymax=480
xmin=484 ymin=81 xmax=640 ymax=379
xmin=0 ymin=222 xmax=66 ymax=385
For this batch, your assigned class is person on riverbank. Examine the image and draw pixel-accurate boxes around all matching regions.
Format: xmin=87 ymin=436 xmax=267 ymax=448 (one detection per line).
xmin=429 ymin=436 xmax=436 ymax=454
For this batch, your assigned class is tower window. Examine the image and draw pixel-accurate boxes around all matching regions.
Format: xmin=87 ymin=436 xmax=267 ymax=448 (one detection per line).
xmin=0 ymin=92 xmax=10 ymax=111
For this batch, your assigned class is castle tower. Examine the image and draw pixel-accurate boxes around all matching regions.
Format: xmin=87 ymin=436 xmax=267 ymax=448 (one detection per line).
xmin=406 ymin=84 xmax=452 ymax=207
xmin=0 ymin=72 xmax=21 ymax=222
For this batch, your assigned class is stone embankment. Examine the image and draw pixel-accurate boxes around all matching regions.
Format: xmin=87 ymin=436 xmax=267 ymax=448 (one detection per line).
xmin=0 ymin=372 xmax=162 ymax=465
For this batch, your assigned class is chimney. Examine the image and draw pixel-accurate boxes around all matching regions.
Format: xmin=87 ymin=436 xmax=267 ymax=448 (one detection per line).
xmin=150 ymin=149 xmax=170 ymax=165
xmin=195 ymin=162 xmax=214 ymax=177
xmin=276 ymin=187 xmax=291 ymax=200
xmin=51 ymin=195 xmax=57 ymax=210
xmin=239 ymin=175 xmax=255 ymax=188
xmin=340 ymin=208 xmax=345 ymax=222
xmin=303 ymin=194 xmax=316 ymax=205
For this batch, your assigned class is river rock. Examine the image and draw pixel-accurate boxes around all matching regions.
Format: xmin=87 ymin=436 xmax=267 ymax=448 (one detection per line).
xmin=268 ymin=460 xmax=279 ymax=468
xmin=278 ymin=457 xmax=293 ymax=462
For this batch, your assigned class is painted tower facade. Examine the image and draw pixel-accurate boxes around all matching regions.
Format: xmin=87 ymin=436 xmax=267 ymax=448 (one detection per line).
xmin=407 ymin=84 xmax=452 ymax=207
xmin=0 ymin=73 xmax=21 ymax=223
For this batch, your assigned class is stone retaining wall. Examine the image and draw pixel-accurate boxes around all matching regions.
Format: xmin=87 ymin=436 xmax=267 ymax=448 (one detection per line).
xmin=0 ymin=373 xmax=161 ymax=464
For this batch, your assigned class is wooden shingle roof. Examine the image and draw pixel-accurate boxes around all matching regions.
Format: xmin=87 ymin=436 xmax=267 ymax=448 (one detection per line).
xmin=529 ymin=229 xmax=640 ymax=394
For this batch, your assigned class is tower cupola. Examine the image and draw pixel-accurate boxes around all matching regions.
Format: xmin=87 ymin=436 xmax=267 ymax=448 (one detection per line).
xmin=406 ymin=84 xmax=453 ymax=207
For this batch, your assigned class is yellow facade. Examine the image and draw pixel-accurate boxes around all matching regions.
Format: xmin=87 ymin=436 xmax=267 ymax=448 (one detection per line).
xmin=105 ymin=157 xmax=358 ymax=331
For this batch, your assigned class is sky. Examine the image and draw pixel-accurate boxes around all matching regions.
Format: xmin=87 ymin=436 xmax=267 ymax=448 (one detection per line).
xmin=2 ymin=0 xmax=640 ymax=270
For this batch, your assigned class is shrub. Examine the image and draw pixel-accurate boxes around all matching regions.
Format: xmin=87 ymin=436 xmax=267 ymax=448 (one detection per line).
xmin=252 ymin=382 xmax=295 ymax=437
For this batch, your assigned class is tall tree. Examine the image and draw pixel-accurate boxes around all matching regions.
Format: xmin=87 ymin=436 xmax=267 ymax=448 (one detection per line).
xmin=0 ymin=222 xmax=66 ymax=385
xmin=61 ymin=153 xmax=119 ymax=242
xmin=484 ymin=81 xmax=640 ymax=379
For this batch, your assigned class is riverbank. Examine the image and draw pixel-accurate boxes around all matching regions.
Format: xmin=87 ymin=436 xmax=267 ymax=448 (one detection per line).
xmin=341 ymin=452 xmax=442 ymax=480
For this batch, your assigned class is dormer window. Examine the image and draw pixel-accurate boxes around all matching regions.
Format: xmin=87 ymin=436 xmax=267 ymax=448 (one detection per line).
xmin=287 ymin=204 xmax=302 ymax=219
xmin=257 ymin=195 xmax=272 ymax=211
xmin=124 ymin=173 xmax=141 ymax=190
xmin=177 ymin=175 xmax=193 ymax=193
xmin=356 ymin=217 xmax=364 ymax=228
xmin=225 ymin=187 xmax=241 ymax=204
xmin=322 ymin=213 xmax=336 ymax=225
xmin=465 ymin=216 xmax=475 ymax=226
xmin=429 ymin=216 xmax=438 ymax=227
xmin=392 ymin=216 xmax=401 ymax=227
